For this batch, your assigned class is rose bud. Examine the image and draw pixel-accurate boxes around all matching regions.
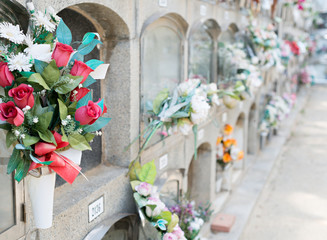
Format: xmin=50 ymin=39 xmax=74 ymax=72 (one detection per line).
xmin=70 ymin=87 xmax=90 ymax=102
xmin=0 ymin=101 xmax=24 ymax=126
xmin=0 ymin=62 xmax=14 ymax=88
xmin=51 ymin=42 xmax=74 ymax=67
xmin=70 ymin=60 xmax=93 ymax=84
xmin=75 ymin=100 xmax=102 ymax=125
xmin=95 ymin=98 xmax=107 ymax=115
xmin=8 ymin=84 xmax=34 ymax=109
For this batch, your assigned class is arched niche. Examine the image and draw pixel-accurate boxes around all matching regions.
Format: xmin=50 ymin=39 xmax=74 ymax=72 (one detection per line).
xmin=83 ymin=214 xmax=139 ymax=240
xmin=140 ymin=13 xmax=187 ymax=145
xmin=57 ymin=3 xmax=131 ymax=167
xmin=0 ymin=0 xmax=29 ymax=32
xmin=234 ymin=113 xmax=246 ymax=169
xmin=235 ymin=31 xmax=258 ymax=58
xmin=187 ymin=143 xmax=213 ymax=204
xmin=247 ymin=104 xmax=259 ymax=155
xmin=188 ymin=19 xmax=221 ymax=83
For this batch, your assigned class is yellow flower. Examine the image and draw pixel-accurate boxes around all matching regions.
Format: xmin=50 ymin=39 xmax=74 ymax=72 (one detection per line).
xmin=216 ymin=136 xmax=223 ymax=145
xmin=224 ymin=124 xmax=233 ymax=136
xmin=224 ymin=139 xmax=237 ymax=148
xmin=237 ymin=151 xmax=244 ymax=160
xmin=223 ymin=153 xmax=232 ymax=163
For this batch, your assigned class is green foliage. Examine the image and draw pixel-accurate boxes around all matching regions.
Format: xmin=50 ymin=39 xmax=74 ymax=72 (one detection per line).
xmin=133 ymin=192 xmax=147 ymax=208
xmin=83 ymin=117 xmax=111 ymax=133
xmin=167 ymin=214 xmax=179 ymax=233
xmin=68 ymin=133 xmax=91 ymax=151
xmin=7 ymin=148 xmax=21 ymax=174
xmin=153 ymin=89 xmax=169 ymax=114
xmin=41 ymin=60 xmax=60 ymax=87
xmin=138 ymin=160 xmax=157 ymax=184
xmin=54 ymin=75 xmax=83 ymax=94
xmin=58 ymin=99 xmax=68 ymax=120
xmin=14 ymin=158 xmax=30 ymax=182
xmin=27 ymin=73 xmax=50 ymax=90
xmin=37 ymin=129 xmax=57 ymax=145
xmin=22 ymin=135 xmax=40 ymax=147
xmin=129 ymin=160 xmax=141 ymax=181
xmin=6 ymin=131 xmax=16 ymax=148
xmin=56 ymin=19 xmax=72 ymax=45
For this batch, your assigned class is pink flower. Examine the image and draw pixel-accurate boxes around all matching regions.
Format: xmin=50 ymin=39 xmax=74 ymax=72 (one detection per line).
xmin=163 ymin=233 xmax=177 ymax=240
xmin=75 ymin=100 xmax=102 ymax=125
xmin=0 ymin=101 xmax=24 ymax=126
xmin=0 ymin=62 xmax=14 ymax=88
xmin=135 ymin=182 xmax=152 ymax=197
xmin=172 ymin=225 xmax=185 ymax=239
xmin=145 ymin=197 xmax=166 ymax=217
xmin=70 ymin=60 xmax=93 ymax=84
xmin=8 ymin=84 xmax=34 ymax=109
xmin=70 ymin=87 xmax=90 ymax=102
xmin=51 ymin=42 xmax=74 ymax=67
xmin=158 ymin=131 xmax=168 ymax=137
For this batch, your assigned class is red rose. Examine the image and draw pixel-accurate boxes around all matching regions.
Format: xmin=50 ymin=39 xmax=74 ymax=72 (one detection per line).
xmin=8 ymin=84 xmax=34 ymax=109
xmin=70 ymin=60 xmax=93 ymax=84
xmin=51 ymin=42 xmax=74 ymax=67
xmin=70 ymin=87 xmax=90 ymax=102
xmin=0 ymin=101 xmax=24 ymax=126
xmin=75 ymin=101 xmax=102 ymax=125
xmin=0 ymin=62 xmax=14 ymax=88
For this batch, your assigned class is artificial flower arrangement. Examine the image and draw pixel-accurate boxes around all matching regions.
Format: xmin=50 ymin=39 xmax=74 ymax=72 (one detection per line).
xmin=129 ymin=160 xmax=187 ymax=240
xmin=299 ymin=68 xmax=314 ymax=85
xmin=0 ymin=3 xmax=110 ymax=183
xmin=169 ymin=196 xmax=213 ymax=240
xmin=0 ymin=3 xmax=110 ymax=229
xmin=216 ymin=124 xmax=244 ymax=170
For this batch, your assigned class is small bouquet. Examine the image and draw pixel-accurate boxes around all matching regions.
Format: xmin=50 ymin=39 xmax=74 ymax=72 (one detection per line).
xmin=0 ymin=4 xmax=110 ymax=183
xmin=169 ymin=196 xmax=213 ymax=240
xmin=129 ymin=160 xmax=186 ymax=240
xmin=216 ymin=124 xmax=244 ymax=170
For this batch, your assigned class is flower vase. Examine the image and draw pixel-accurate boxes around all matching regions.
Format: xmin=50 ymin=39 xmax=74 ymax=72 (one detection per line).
xmin=59 ymin=148 xmax=82 ymax=165
xmin=222 ymin=164 xmax=233 ymax=191
xmin=216 ymin=175 xmax=223 ymax=193
xmin=27 ymin=167 xmax=56 ymax=229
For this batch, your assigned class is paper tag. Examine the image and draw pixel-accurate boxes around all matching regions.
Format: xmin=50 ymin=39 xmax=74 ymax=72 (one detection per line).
xmin=89 ymin=64 xmax=110 ymax=79
xmin=222 ymin=112 xmax=227 ymax=122
xmin=200 ymin=5 xmax=207 ymax=16
xmin=159 ymin=154 xmax=168 ymax=170
xmin=158 ymin=0 xmax=168 ymax=7
xmin=198 ymin=129 xmax=204 ymax=140
xmin=88 ymin=196 xmax=104 ymax=222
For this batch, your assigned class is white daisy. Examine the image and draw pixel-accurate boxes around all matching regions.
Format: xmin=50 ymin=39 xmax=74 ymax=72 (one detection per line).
xmin=32 ymin=11 xmax=56 ymax=32
xmin=24 ymin=34 xmax=34 ymax=48
xmin=0 ymin=22 xmax=25 ymax=44
xmin=7 ymin=53 xmax=32 ymax=72
xmin=47 ymin=7 xmax=61 ymax=23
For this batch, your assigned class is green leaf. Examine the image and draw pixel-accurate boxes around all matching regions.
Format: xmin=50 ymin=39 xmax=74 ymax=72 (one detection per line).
xmin=0 ymin=123 xmax=11 ymax=130
xmin=56 ymin=19 xmax=72 ymax=45
xmin=27 ymin=73 xmax=50 ymax=90
xmin=58 ymin=99 xmax=68 ymax=120
xmin=7 ymin=148 xmax=21 ymax=174
xmin=85 ymin=59 xmax=104 ymax=70
xmin=153 ymin=89 xmax=169 ymax=114
xmin=78 ymin=39 xmax=102 ymax=55
xmin=14 ymin=159 xmax=30 ymax=182
xmin=82 ymin=32 xmax=99 ymax=45
xmin=34 ymin=59 xmax=48 ymax=74
xmin=167 ymin=214 xmax=179 ymax=233
xmin=67 ymin=101 xmax=78 ymax=116
xmin=129 ymin=160 xmax=141 ymax=181
xmin=76 ymin=91 xmax=92 ymax=109
xmin=82 ymin=76 xmax=96 ymax=88
xmin=31 ymin=96 xmax=50 ymax=116
xmin=22 ymin=135 xmax=40 ymax=147
xmin=41 ymin=60 xmax=60 ymax=87
xmin=84 ymin=133 xmax=95 ymax=142
xmin=83 ymin=117 xmax=111 ymax=133
xmin=130 ymin=180 xmax=141 ymax=191
xmin=133 ymin=192 xmax=147 ymax=208
xmin=54 ymin=75 xmax=83 ymax=94
xmin=61 ymin=126 xmax=68 ymax=142
xmin=6 ymin=131 xmax=16 ymax=148
xmin=37 ymin=129 xmax=57 ymax=145
xmin=138 ymin=160 xmax=156 ymax=184
xmin=68 ymin=133 xmax=92 ymax=151
xmin=20 ymin=72 xmax=34 ymax=78
xmin=153 ymin=211 xmax=172 ymax=223
xmin=36 ymin=112 xmax=53 ymax=131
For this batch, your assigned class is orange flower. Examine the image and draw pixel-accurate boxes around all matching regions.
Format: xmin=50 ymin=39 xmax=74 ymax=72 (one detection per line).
xmin=216 ymin=136 xmax=223 ymax=145
xmin=224 ymin=124 xmax=233 ymax=136
xmin=223 ymin=153 xmax=232 ymax=163
xmin=224 ymin=139 xmax=237 ymax=148
xmin=237 ymin=151 xmax=244 ymax=160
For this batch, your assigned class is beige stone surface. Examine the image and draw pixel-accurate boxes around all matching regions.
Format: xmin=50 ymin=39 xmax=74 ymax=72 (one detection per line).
xmin=241 ymin=85 xmax=327 ymax=240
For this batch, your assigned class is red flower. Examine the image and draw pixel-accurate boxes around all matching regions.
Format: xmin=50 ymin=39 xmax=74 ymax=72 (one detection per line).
xmin=51 ymin=42 xmax=74 ymax=67
xmin=70 ymin=87 xmax=90 ymax=102
xmin=8 ymin=84 xmax=34 ymax=109
xmin=0 ymin=62 xmax=14 ymax=88
xmin=75 ymin=101 xmax=102 ymax=125
xmin=0 ymin=101 xmax=24 ymax=126
xmin=70 ymin=60 xmax=93 ymax=84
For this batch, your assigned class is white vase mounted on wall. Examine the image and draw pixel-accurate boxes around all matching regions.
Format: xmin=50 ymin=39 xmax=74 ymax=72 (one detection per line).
xmin=59 ymin=148 xmax=82 ymax=165
xmin=222 ymin=164 xmax=233 ymax=191
xmin=27 ymin=167 xmax=56 ymax=229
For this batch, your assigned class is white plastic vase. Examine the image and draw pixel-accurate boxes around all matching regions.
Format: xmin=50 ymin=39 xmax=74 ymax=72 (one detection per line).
xmin=59 ymin=148 xmax=82 ymax=165
xmin=222 ymin=164 xmax=233 ymax=191
xmin=27 ymin=167 xmax=56 ymax=229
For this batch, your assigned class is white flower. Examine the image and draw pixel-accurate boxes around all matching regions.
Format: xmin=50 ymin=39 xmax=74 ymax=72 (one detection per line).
xmin=22 ymin=105 xmax=31 ymax=114
xmin=135 ymin=182 xmax=152 ymax=197
xmin=61 ymin=120 xmax=68 ymax=126
xmin=207 ymin=83 xmax=217 ymax=93
xmin=177 ymin=79 xmax=200 ymax=96
xmin=20 ymin=134 xmax=26 ymax=139
xmin=26 ymin=2 xmax=35 ymax=12
xmin=0 ymin=22 xmax=25 ymax=44
xmin=95 ymin=131 xmax=102 ymax=136
xmin=47 ymin=7 xmax=61 ymax=23
xmin=40 ymin=89 xmax=46 ymax=96
xmin=7 ymin=53 xmax=32 ymax=72
xmin=24 ymin=43 xmax=52 ymax=62
xmin=211 ymin=94 xmax=220 ymax=106
xmin=251 ymin=56 xmax=259 ymax=65
xmin=32 ymin=11 xmax=56 ymax=32
xmin=190 ymin=218 xmax=204 ymax=231
xmin=145 ymin=197 xmax=166 ymax=217
xmin=230 ymin=146 xmax=241 ymax=161
xmin=73 ymin=90 xmax=78 ymax=95
xmin=14 ymin=130 xmax=20 ymax=137
xmin=77 ymin=128 xmax=83 ymax=134
xmin=66 ymin=115 xmax=71 ymax=120
xmin=178 ymin=121 xmax=193 ymax=136
xmin=33 ymin=117 xmax=39 ymax=123
xmin=190 ymin=95 xmax=210 ymax=125
xmin=78 ymin=84 xmax=83 ymax=88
